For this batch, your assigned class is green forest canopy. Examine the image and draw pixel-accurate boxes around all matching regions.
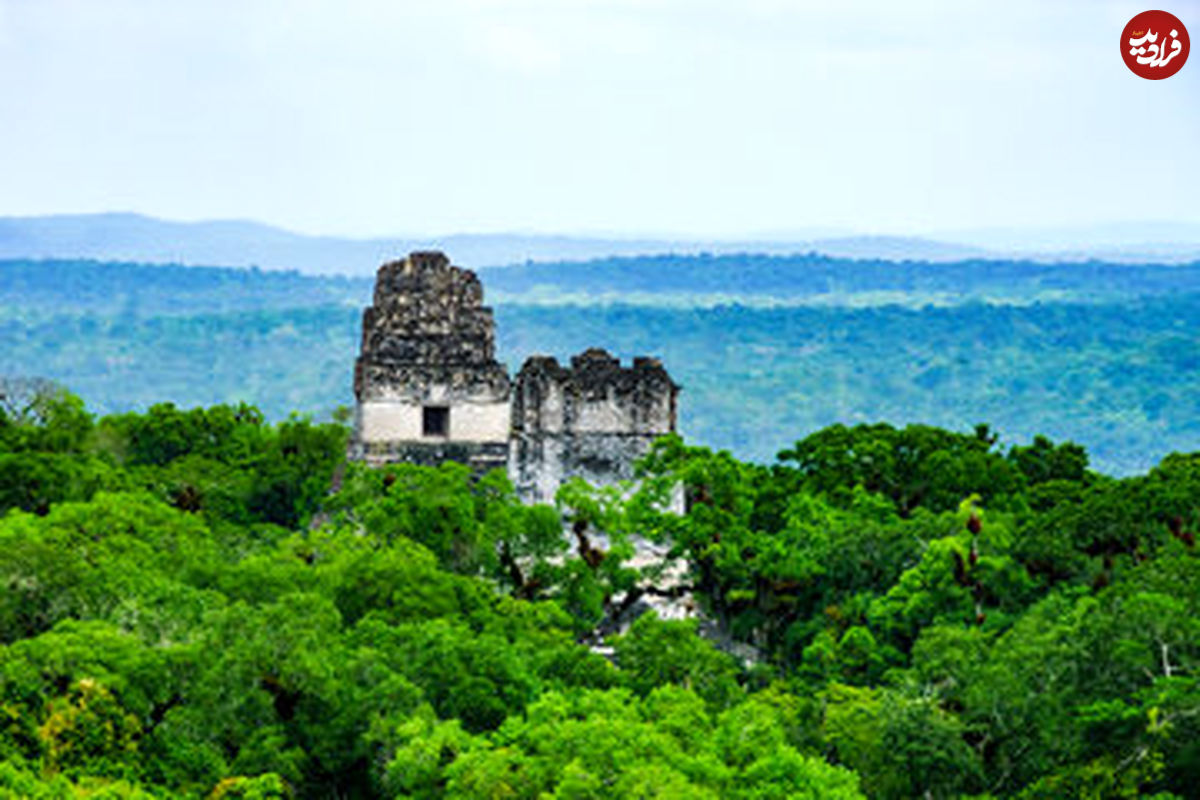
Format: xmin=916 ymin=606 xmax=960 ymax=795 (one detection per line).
xmin=1 ymin=387 xmax=1199 ymax=798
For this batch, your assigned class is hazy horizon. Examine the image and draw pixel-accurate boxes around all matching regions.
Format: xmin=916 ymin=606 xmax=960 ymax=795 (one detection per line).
xmin=6 ymin=209 xmax=1200 ymax=252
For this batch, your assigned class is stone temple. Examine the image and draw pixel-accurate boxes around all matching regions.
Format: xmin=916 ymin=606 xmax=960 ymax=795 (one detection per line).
xmin=350 ymin=251 xmax=680 ymax=504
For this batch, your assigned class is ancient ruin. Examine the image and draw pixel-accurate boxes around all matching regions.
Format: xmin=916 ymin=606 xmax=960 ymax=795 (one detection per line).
xmin=510 ymin=349 xmax=679 ymax=504
xmin=351 ymin=251 xmax=511 ymax=472
xmin=350 ymin=251 xmax=679 ymax=502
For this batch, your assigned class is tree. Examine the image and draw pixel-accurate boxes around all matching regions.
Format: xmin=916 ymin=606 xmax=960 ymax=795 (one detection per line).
xmin=38 ymin=678 xmax=142 ymax=780
xmin=822 ymin=683 xmax=982 ymax=799
xmin=778 ymin=423 xmax=1027 ymax=517
xmin=612 ymin=615 xmax=742 ymax=712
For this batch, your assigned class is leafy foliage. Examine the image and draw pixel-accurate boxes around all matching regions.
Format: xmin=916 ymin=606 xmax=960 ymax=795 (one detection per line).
xmin=0 ymin=387 xmax=1197 ymax=798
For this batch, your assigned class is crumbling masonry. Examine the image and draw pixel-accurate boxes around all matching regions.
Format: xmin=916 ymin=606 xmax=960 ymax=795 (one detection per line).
xmin=350 ymin=251 xmax=679 ymax=503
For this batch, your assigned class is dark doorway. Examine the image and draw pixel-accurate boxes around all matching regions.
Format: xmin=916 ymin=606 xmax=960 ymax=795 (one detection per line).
xmin=422 ymin=406 xmax=449 ymax=437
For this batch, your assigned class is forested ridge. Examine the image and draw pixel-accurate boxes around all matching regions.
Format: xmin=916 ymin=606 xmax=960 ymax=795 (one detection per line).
xmin=1 ymin=384 xmax=1198 ymax=798
xmin=7 ymin=258 xmax=1200 ymax=474
xmin=480 ymin=253 xmax=1200 ymax=303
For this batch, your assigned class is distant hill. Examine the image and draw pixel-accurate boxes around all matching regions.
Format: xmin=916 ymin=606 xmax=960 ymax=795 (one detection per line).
xmin=5 ymin=213 xmax=1200 ymax=275
xmin=938 ymin=221 xmax=1200 ymax=258
xmin=477 ymin=253 xmax=1200 ymax=306
xmin=0 ymin=259 xmax=369 ymax=315
xmin=0 ymin=213 xmax=997 ymax=274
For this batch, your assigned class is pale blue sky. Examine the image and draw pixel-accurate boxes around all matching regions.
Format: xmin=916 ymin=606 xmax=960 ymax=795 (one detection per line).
xmin=1 ymin=0 xmax=1198 ymax=238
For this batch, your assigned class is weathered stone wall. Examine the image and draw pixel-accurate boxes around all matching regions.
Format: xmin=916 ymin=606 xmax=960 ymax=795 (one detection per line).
xmin=361 ymin=251 xmax=494 ymax=364
xmin=510 ymin=349 xmax=679 ymax=503
xmin=357 ymin=400 xmax=511 ymax=443
xmin=357 ymin=439 xmax=510 ymax=471
xmin=350 ymin=252 xmax=510 ymax=470
xmin=512 ymin=349 xmax=677 ymax=434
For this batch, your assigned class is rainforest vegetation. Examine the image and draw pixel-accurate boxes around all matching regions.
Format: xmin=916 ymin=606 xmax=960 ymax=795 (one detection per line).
xmin=1 ymin=383 xmax=1198 ymax=798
